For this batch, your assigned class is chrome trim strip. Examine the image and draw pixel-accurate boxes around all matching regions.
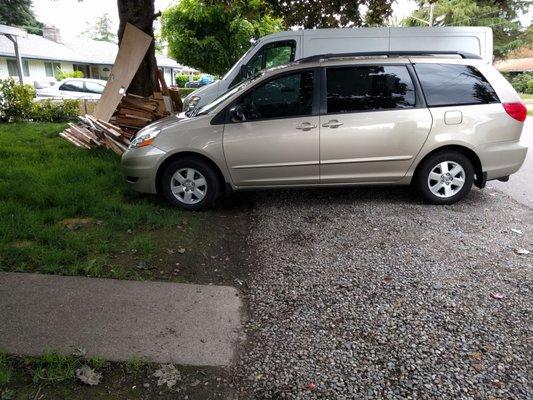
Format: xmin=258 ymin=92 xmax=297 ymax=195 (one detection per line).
xmin=232 ymin=160 xmax=319 ymax=169
xmin=321 ymin=155 xmax=413 ymax=165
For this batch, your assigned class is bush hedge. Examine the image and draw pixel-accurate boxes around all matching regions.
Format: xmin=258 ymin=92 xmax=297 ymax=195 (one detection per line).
xmin=510 ymin=72 xmax=533 ymax=94
xmin=175 ymin=74 xmax=190 ymax=88
xmin=178 ymin=87 xmax=196 ymax=97
xmin=56 ymin=69 xmax=84 ymax=81
xmin=0 ymin=78 xmax=80 ymax=123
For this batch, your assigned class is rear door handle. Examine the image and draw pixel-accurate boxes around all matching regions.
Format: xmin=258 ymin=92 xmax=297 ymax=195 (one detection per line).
xmin=295 ymin=122 xmax=317 ymax=131
xmin=322 ymin=119 xmax=343 ymax=128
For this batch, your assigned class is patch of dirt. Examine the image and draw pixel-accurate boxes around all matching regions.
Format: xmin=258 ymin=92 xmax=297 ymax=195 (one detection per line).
xmin=108 ymin=192 xmax=254 ymax=286
xmin=176 ymin=193 xmax=254 ymax=286
xmin=6 ymin=361 xmax=235 ymax=400
xmin=8 ymin=240 xmax=33 ymax=249
xmin=58 ymin=217 xmax=100 ymax=230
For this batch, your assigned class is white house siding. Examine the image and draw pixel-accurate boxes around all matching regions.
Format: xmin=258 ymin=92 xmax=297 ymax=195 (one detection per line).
xmin=163 ymin=67 xmax=172 ymax=86
xmin=0 ymin=58 xmax=7 ymax=78
xmin=0 ymin=57 xmax=75 ymax=84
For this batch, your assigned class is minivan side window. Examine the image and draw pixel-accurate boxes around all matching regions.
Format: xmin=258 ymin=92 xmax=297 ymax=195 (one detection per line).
xmin=414 ymin=64 xmax=499 ymax=107
xmin=233 ymin=70 xmax=314 ymax=121
xmin=326 ymin=65 xmax=416 ymax=114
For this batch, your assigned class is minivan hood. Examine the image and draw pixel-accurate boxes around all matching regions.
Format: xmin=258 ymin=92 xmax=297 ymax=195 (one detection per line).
xmin=139 ymin=114 xmax=189 ymax=132
xmin=144 ymin=111 xmax=212 ymax=137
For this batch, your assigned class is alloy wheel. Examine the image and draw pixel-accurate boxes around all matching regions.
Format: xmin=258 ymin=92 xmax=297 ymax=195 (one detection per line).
xmin=170 ymin=168 xmax=207 ymax=204
xmin=427 ymin=161 xmax=465 ymax=198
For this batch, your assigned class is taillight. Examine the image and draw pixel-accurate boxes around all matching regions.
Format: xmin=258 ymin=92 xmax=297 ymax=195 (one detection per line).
xmin=503 ymin=102 xmax=527 ymax=122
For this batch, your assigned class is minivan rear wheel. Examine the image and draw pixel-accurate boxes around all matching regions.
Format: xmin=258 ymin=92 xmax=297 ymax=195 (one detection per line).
xmin=415 ymin=151 xmax=474 ymax=205
xmin=161 ymin=157 xmax=219 ymax=210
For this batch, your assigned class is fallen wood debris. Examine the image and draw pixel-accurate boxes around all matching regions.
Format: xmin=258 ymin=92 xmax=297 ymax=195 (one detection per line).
xmin=59 ymin=91 xmax=174 ymax=155
xmin=60 ymin=114 xmax=131 ymax=155
xmin=59 ymin=23 xmax=183 ymax=155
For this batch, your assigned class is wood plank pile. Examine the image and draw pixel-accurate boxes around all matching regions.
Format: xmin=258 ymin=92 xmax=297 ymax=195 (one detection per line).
xmin=112 ymin=92 xmax=168 ymax=135
xmin=58 ymin=36 xmax=184 ymax=155
xmin=59 ymin=114 xmax=132 ymax=155
xmin=59 ymin=92 xmax=171 ymax=155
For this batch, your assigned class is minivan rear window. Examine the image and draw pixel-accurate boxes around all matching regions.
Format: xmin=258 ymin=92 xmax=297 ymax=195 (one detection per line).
xmin=326 ymin=65 xmax=416 ymax=114
xmin=414 ymin=64 xmax=499 ymax=107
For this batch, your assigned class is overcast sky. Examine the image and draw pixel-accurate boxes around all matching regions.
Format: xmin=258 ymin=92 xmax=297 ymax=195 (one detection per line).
xmin=33 ymin=0 xmax=531 ymax=43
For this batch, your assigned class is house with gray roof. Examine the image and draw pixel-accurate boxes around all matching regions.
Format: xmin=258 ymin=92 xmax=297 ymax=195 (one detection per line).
xmin=0 ymin=26 xmax=197 ymax=87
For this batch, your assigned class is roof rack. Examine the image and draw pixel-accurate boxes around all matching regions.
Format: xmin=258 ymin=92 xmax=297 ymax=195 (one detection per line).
xmin=297 ymin=51 xmax=482 ymax=63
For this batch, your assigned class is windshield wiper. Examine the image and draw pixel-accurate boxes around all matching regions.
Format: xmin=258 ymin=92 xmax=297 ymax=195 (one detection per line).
xmin=185 ymin=107 xmax=201 ymax=118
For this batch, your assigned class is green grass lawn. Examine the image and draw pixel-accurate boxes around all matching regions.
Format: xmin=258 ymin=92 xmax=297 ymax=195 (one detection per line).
xmin=520 ymin=93 xmax=533 ymax=101
xmin=0 ymin=122 xmax=200 ymax=280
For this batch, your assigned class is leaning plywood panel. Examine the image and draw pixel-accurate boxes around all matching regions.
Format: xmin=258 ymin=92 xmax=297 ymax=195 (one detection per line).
xmin=93 ymin=23 xmax=152 ymax=121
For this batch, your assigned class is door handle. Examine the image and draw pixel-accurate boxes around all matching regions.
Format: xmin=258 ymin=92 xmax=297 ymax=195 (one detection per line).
xmin=322 ymin=119 xmax=343 ymax=128
xmin=295 ymin=122 xmax=317 ymax=131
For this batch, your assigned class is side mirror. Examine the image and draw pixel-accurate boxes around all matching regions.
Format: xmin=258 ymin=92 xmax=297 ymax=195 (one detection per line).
xmin=229 ymin=105 xmax=246 ymax=122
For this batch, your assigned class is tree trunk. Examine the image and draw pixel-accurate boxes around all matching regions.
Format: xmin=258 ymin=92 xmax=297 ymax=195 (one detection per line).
xmin=117 ymin=0 xmax=158 ymax=97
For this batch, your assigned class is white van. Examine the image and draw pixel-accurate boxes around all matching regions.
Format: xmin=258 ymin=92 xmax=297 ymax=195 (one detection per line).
xmin=183 ymin=26 xmax=493 ymax=110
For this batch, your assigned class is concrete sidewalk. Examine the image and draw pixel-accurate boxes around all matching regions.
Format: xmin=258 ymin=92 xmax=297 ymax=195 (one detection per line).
xmin=0 ymin=272 xmax=243 ymax=366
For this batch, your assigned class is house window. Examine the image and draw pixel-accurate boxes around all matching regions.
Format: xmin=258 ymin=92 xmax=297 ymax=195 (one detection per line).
xmin=73 ymin=64 xmax=89 ymax=78
xmin=44 ymin=61 xmax=61 ymax=77
xmin=22 ymin=60 xmax=29 ymax=76
xmin=6 ymin=59 xmax=29 ymax=77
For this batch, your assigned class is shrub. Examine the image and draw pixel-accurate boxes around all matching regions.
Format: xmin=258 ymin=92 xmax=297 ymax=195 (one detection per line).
xmin=527 ymin=79 xmax=533 ymax=94
xmin=32 ymin=99 xmax=80 ymax=122
xmin=0 ymin=78 xmax=36 ymax=122
xmin=175 ymin=74 xmax=190 ymax=88
xmin=56 ymin=68 xmax=84 ymax=81
xmin=179 ymin=87 xmax=196 ymax=97
xmin=510 ymin=72 xmax=533 ymax=94
xmin=0 ymin=78 xmax=80 ymax=122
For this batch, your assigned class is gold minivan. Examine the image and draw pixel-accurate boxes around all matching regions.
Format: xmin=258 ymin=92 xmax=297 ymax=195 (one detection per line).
xmin=122 ymin=52 xmax=528 ymax=210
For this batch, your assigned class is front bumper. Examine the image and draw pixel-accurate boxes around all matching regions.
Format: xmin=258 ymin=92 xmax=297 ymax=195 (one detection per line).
xmin=121 ymin=145 xmax=167 ymax=194
xmin=478 ymin=140 xmax=528 ymax=181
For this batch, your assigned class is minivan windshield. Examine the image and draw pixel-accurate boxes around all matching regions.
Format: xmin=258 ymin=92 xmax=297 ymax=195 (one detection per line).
xmin=186 ymin=72 xmax=263 ymax=117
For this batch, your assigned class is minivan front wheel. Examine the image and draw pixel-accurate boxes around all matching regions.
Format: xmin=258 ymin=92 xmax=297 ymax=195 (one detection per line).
xmin=415 ymin=151 xmax=474 ymax=205
xmin=161 ymin=157 xmax=219 ymax=210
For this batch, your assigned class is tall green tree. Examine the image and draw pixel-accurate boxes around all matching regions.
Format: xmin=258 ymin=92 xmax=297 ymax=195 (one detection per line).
xmin=266 ymin=0 xmax=395 ymax=28
xmin=0 ymin=0 xmax=43 ymax=34
xmin=403 ymin=0 xmax=530 ymax=58
xmin=82 ymin=13 xmax=117 ymax=43
xmin=161 ymin=0 xmax=283 ymax=76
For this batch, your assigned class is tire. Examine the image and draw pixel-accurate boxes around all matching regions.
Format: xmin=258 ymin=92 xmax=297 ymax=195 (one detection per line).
xmin=414 ymin=150 xmax=474 ymax=205
xmin=160 ymin=157 xmax=220 ymax=210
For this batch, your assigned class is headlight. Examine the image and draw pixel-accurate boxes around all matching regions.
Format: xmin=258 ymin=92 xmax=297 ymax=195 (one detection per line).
xmin=186 ymin=95 xmax=201 ymax=110
xmin=129 ymin=127 xmax=161 ymax=149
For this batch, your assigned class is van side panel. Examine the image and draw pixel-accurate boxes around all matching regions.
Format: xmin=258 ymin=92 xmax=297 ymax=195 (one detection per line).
xmin=389 ymin=27 xmax=492 ymax=63
xmin=302 ymin=28 xmax=389 ymax=58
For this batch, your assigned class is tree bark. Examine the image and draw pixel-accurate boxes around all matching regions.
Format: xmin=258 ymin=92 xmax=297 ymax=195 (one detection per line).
xmin=117 ymin=0 xmax=158 ymax=97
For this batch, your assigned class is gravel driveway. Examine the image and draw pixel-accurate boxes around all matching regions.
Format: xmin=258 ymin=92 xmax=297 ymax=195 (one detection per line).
xmin=235 ymin=186 xmax=532 ymax=399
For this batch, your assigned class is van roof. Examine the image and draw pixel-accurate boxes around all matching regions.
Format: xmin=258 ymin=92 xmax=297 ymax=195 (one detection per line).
xmin=255 ymin=53 xmax=486 ymax=81
xmin=298 ymin=51 xmax=482 ymax=64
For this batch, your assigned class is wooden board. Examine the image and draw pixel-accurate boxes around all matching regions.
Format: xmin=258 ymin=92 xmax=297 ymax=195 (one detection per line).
xmin=93 ymin=23 xmax=153 ymax=121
